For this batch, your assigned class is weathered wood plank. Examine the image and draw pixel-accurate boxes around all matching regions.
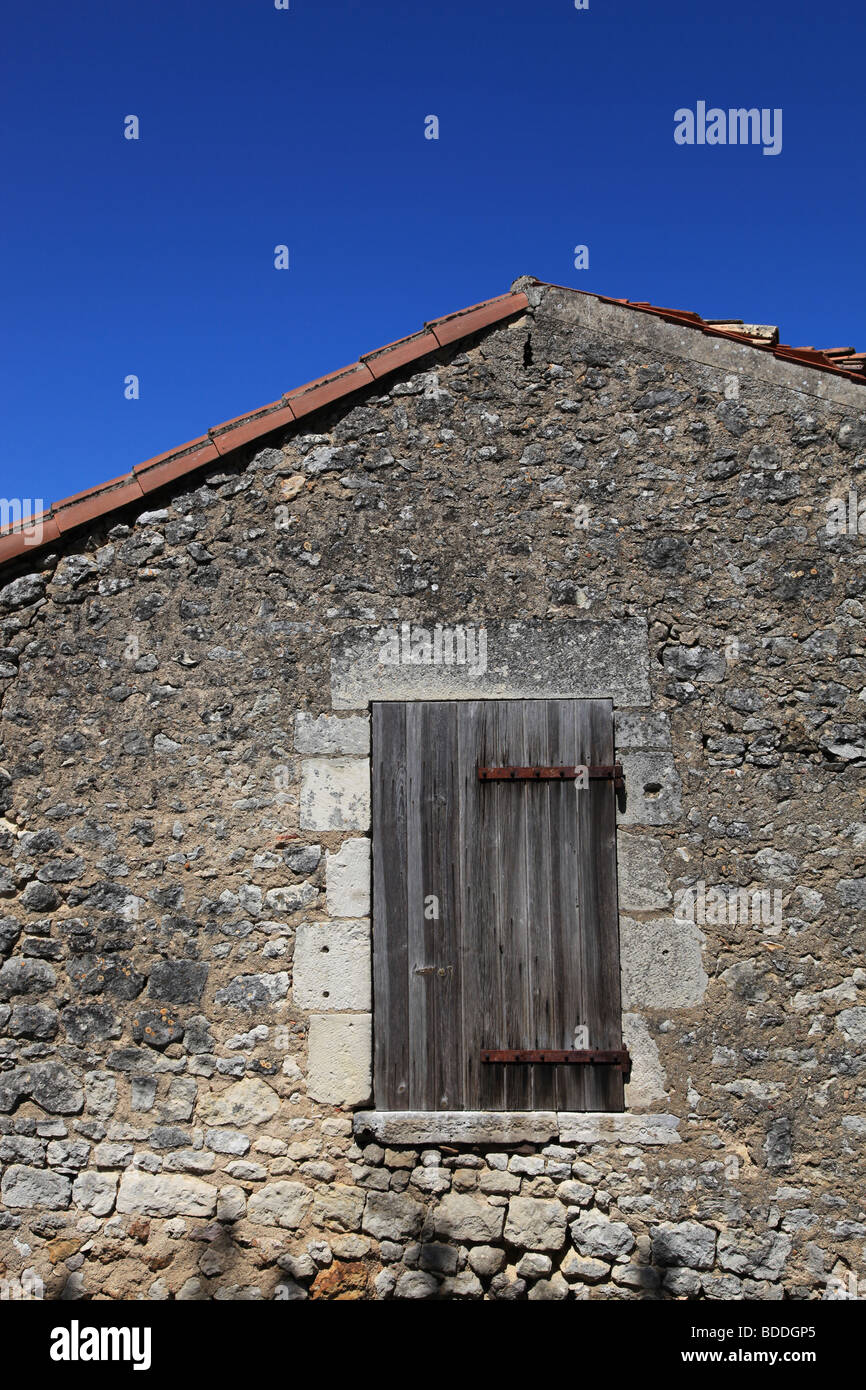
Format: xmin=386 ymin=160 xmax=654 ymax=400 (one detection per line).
xmin=523 ymin=701 xmax=555 ymax=1110
xmin=372 ymin=702 xmax=409 ymax=1108
xmin=425 ymin=702 xmax=462 ymax=1109
xmin=463 ymin=701 xmax=505 ymax=1110
xmin=406 ymin=703 xmax=432 ymax=1108
xmin=495 ymin=702 xmax=533 ymax=1109
xmin=576 ymin=698 xmax=624 ymax=1111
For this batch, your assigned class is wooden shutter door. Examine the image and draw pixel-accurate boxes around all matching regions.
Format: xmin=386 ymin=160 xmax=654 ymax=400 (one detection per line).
xmin=372 ymin=699 xmax=624 ymax=1112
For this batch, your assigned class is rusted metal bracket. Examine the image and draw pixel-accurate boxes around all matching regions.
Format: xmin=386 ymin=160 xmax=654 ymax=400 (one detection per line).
xmin=481 ymin=1048 xmax=631 ymax=1073
xmin=477 ymin=763 xmax=624 ymax=790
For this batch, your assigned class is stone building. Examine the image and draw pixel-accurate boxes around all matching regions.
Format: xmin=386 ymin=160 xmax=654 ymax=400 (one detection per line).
xmin=0 ymin=278 xmax=864 ymax=1301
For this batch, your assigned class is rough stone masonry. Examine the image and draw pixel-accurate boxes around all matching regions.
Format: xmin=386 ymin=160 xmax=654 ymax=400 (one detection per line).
xmin=0 ymin=279 xmax=864 ymax=1301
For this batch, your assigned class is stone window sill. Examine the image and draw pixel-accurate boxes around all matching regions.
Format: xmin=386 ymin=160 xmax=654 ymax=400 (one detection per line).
xmin=353 ymin=1111 xmax=681 ymax=1146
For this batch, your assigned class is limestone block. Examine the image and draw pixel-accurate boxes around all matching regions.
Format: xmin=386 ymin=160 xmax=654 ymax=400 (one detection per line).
xmin=616 ymin=832 xmax=672 ymax=911
xmin=295 ymin=712 xmax=370 ymax=755
xmin=293 ymin=919 xmax=371 ymax=1011
xmin=623 ymin=1012 xmax=668 ymax=1107
xmin=326 ymin=839 xmax=371 ymax=918
xmin=300 ymin=758 xmax=370 ymax=831
xmin=116 ymin=1172 xmax=217 ymax=1218
xmin=307 ymin=1013 xmax=372 ymax=1105
xmin=620 ymin=915 xmax=708 ymax=1008
xmin=614 ymin=710 xmax=671 ymax=750
xmin=617 ymin=752 xmax=682 ymax=825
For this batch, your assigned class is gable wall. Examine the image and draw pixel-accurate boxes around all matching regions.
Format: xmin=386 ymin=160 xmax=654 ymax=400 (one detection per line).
xmin=0 ymin=287 xmax=864 ymax=1300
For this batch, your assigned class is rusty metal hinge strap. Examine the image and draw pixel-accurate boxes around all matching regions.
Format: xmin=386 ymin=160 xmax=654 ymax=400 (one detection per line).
xmin=481 ymin=1048 xmax=631 ymax=1071
xmin=477 ymin=763 xmax=624 ymax=789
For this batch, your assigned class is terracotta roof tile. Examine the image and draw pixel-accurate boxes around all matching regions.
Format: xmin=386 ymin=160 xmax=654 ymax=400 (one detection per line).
xmin=210 ymin=401 xmax=296 ymax=456
xmin=134 ymin=437 xmax=220 ymax=493
xmin=0 ymin=283 xmax=861 ymax=571
xmin=0 ymin=512 xmax=60 ymax=565
xmin=426 ymin=291 xmax=529 ymax=346
xmin=361 ymin=327 xmax=441 ymax=380
xmin=54 ymin=473 xmax=144 ymax=534
xmin=285 ymin=362 xmax=376 ymax=420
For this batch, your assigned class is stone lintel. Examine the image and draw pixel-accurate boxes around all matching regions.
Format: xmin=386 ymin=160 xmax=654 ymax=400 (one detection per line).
xmin=331 ymin=619 xmax=651 ymax=708
xmin=353 ymin=1111 xmax=681 ymax=1146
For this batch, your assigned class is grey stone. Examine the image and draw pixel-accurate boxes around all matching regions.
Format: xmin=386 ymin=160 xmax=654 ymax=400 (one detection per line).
xmin=717 ymin=1231 xmax=792 ymax=1280
xmin=84 ymin=1072 xmax=117 ymax=1120
xmin=247 ymin=1182 xmax=312 ymax=1230
xmin=20 ymin=882 xmax=59 ymax=912
xmin=214 ymin=972 xmax=289 ymax=1011
xmin=362 ymin=1190 xmax=425 ymax=1240
xmin=467 ymin=1245 xmax=506 ymax=1276
xmin=439 ymin=1270 xmax=483 ymax=1299
xmin=283 ymin=844 xmax=322 ymax=875
xmin=0 ymin=574 xmax=45 ymax=610
xmin=0 ymin=1062 xmax=85 ymax=1115
xmin=651 ymin=1221 xmax=717 ymax=1270
xmin=263 ymin=883 xmax=317 ymax=914
xmin=433 ymin=1194 xmax=505 ymax=1243
xmin=837 ymin=1007 xmax=866 ymax=1045
xmin=0 ymin=957 xmax=56 ymax=1000
xmin=206 ymin=1128 xmax=250 ymax=1155
xmin=419 ymin=1242 xmax=458 ymax=1275
xmin=504 ymin=1197 xmax=568 ymax=1252
xmin=8 ymin=1004 xmax=58 ymax=1038
xmin=556 ymin=1180 xmax=593 ymax=1207
xmin=561 ymin=1252 xmax=609 ymax=1283
xmin=148 ymin=960 xmax=208 ymax=1004
xmin=765 ymin=1117 xmax=793 ymax=1169
xmin=662 ymin=643 xmax=726 ymax=683
xmin=528 ymin=1273 xmax=570 ymax=1300
xmin=132 ymin=1008 xmax=184 ymax=1048
xmin=116 ymin=1172 xmax=217 ymax=1218
xmin=61 ymin=1004 xmax=122 ymax=1044
xmin=0 ymin=918 xmax=21 ymax=954
xmin=836 ymin=878 xmax=866 ymax=910
xmin=616 ymin=833 xmax=672 ymax=911
xmin=68 ymin=954 xmax=145 ymax=999
xmin=571 ymin=1211 xmax=635 ymax=1261
xmin=662 ymin=1267 xmax=703 ymax=1297
xmin=394 ymin=1269 xmax=440 ymax=1299
xmin=72 ymin=1171 xmax=118 ymax=1217
xmin=516 ymin=1252 xmax=553 ymax=1278
xmin=614 ymin=710 xmax=671 ymax=751
xmin=311 ymin=1186 xmax=366 ymax=1232
xmin=1 ymin=1164 xmax=71 ymax=1209
xmin=613 ymin=1263 xmax=662 ymax=1291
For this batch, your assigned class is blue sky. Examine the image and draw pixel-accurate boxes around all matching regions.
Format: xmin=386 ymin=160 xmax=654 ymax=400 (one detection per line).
xmin=1 ymin=0 xmax=864 ymax=506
